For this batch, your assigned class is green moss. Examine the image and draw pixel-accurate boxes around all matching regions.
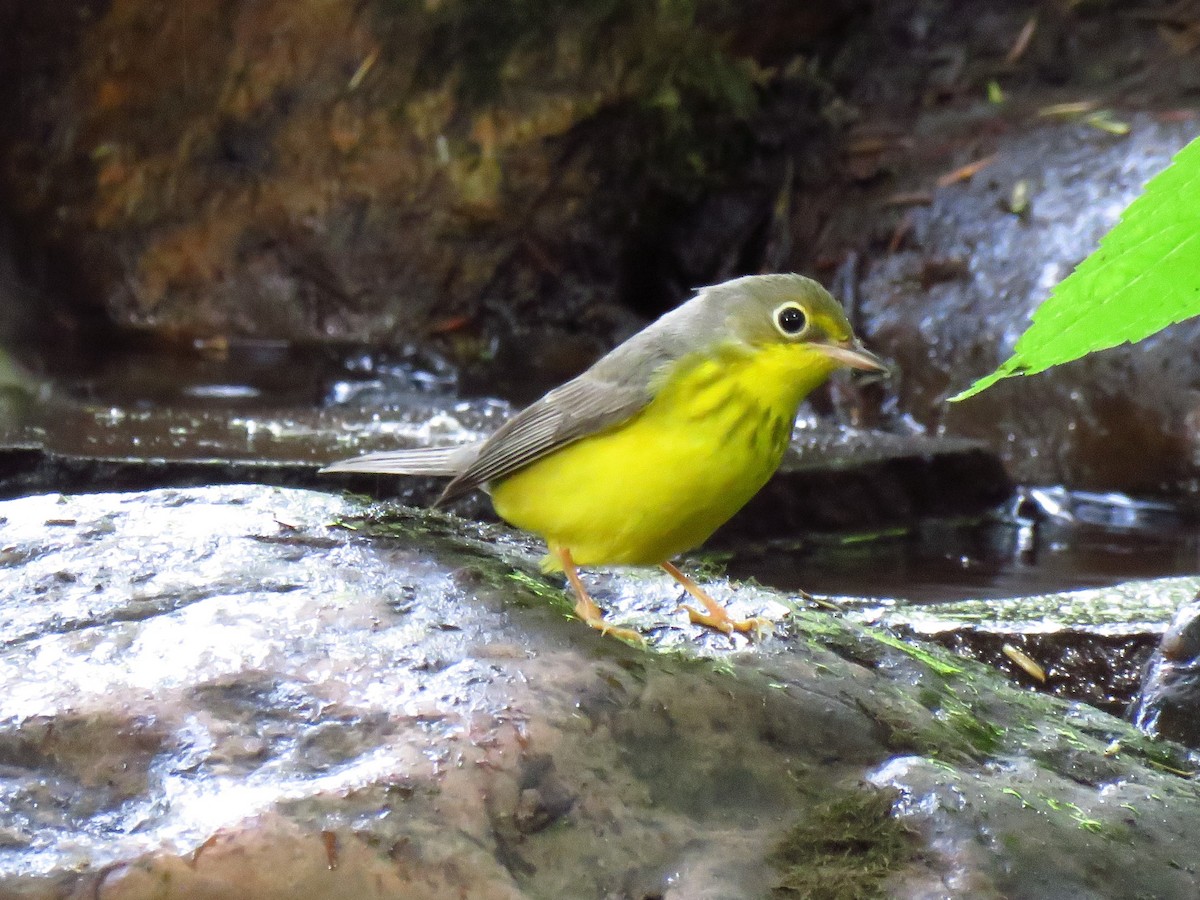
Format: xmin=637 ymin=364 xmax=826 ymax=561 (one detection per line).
xmin=333 ymin=502 xmax=463 ymax=541
xmin=866 ymin=630 xmax=963 ymax=677
xmin=769 ymin=787 xmax=915 ymax=899
xmin=1120 ymin=735 xmax=1198 ymax=778
xmin=685 ymin=551 xmax=733 ymax=580
xmin=505 ymin=568 xmax=575 ymax=615
xmin=833 ymin=526 xmax=912 ymax=545
xmin=855 ymin=688 xmax=985 ymax=765
xmin=334 ymin=502 xmax=564 ymax=606
xmin=786 ymin=608 xmax=891 ymax=670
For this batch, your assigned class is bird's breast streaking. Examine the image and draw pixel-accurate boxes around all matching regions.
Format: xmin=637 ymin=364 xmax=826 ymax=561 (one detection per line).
xmin=490 ymin=341 xmax=837 ymax=569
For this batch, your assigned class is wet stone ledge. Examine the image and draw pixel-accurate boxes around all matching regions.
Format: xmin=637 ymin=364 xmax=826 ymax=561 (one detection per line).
xmin=860 ymin=577 xmax=1200 ymax=717
xmin=0 ymin=385 xmax=1012 ymax=538
xmin=1 ymin=486 xmax=1200 ymax=899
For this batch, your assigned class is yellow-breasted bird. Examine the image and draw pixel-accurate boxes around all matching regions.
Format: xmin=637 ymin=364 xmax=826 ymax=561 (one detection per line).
xmin=322 ymin=273 xmax=888 ymax=641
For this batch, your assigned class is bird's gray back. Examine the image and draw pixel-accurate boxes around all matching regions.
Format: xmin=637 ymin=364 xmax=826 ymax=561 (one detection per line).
xmin=436 ymin=291 xmax=722 ymax=502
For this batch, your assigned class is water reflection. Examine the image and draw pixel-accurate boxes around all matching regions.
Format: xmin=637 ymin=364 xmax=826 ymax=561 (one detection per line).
xmin=730 ymin=490 xmax=1200 ymax=603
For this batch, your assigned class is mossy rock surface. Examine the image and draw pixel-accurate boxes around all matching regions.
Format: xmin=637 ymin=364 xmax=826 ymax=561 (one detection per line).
xmin=2 ymin=486 xmax=1198 ymax=898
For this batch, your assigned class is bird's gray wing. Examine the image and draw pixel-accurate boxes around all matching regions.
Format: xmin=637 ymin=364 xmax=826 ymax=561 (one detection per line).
xmin=320 ymin=443 xmax=482 ymax=476
xmin=437 ymin=371 xmax=654 ymax=504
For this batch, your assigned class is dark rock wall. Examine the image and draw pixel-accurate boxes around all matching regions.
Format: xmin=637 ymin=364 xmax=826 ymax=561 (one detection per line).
xmin=0 ymin=0 xmax=862 ymax=344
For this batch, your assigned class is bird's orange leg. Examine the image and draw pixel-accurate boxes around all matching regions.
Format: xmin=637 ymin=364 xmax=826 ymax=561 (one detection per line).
xmin=661 ymin=560 xmax=771 ymax=637
xmin=554 ymin=547 xmax=644 ymax=644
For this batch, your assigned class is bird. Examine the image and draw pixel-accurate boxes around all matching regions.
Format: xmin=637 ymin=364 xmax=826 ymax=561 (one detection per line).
xmin=322 ymin=273 xmax=888 ymax=642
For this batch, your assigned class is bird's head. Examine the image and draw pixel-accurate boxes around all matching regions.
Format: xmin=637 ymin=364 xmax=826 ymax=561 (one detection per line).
xmin=705 ymin=273 xmax=889 ymax=375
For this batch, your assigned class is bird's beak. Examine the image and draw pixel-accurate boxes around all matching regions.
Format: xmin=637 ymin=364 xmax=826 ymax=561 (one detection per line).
xmin=817 ymin=339 xmax=891 ymax=375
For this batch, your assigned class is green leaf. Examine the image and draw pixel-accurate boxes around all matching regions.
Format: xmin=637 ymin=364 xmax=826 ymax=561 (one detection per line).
xmin=951 ymin=134 xmax=1200 ymax=401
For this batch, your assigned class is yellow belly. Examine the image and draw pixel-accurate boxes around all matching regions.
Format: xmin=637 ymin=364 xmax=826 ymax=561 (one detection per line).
xmin=490 ymin=343 xmax=838 ymax=568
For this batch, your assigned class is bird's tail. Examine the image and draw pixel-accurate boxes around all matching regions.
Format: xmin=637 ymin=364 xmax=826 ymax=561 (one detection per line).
xmin=319 ymin=443 xmax=480 ymax=477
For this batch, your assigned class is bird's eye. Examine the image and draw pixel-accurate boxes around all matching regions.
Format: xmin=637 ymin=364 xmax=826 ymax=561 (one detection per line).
xmin=774 ymin=303 xmax=808 ymax=337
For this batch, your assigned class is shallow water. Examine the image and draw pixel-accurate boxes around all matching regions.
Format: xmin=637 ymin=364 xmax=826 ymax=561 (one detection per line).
xmin=732 ymin=512 xmax=1200 ymax=604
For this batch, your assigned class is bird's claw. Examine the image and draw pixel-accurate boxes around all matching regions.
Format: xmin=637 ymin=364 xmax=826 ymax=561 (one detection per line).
xmin=681 ymin=604 xmax=774 ymax=639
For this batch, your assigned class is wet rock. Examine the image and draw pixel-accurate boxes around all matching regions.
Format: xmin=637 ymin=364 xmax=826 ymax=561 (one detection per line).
xmin=1130 ymin=595 xmax=1200 ymax=749
xmin=2 ymin=486 xmax=1200 ymax=898
xmin=870 ymin=749 xmax=1200 ymax=899
xmin=866 ymin=576 xmax=1200 ymax=715
xmin=851 ymin=115 xmax=1200 ymax=495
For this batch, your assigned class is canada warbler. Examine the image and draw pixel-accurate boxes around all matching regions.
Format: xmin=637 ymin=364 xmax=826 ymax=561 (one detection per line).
xmin=322 ymin=273 xmax=888 ymax=641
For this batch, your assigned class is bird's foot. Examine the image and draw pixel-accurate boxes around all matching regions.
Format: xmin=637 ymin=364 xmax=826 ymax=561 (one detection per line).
xmin=680 ymin=603 xmax=774 ymax=638
xmin=573 ymin=598 xmax=645 ymax=645
xmin=660 ymin=560 xmax=773 ymax=639
xmin=555 ymin=546 xmax=644 ymax=645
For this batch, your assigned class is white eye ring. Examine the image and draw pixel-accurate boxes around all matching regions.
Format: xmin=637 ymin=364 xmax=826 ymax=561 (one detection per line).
xmin=773 ymin=302 xmax=809 ymax=338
